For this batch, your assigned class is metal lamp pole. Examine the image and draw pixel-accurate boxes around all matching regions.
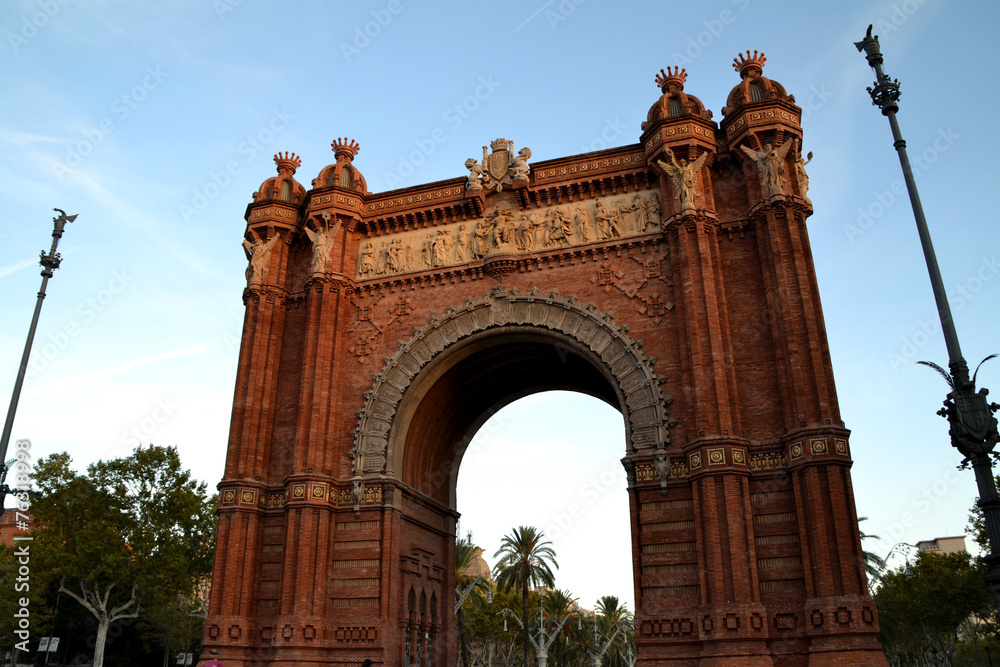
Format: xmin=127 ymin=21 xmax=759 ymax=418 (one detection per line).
xmin=0 ymin=209 xmax=77 ymax=509
xmin=855 ymin=26 xmax=1000 ymax=612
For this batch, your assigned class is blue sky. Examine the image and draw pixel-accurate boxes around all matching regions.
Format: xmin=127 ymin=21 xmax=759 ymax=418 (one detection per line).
xmin=2 ymin=1 xmax=998 ymax=613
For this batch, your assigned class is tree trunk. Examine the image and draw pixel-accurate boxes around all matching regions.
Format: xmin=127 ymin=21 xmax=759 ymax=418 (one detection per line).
xmin=92 ymin=616 xmax=110 ymax=667
xmin=458 ymin=609 xmax=470 ymax=667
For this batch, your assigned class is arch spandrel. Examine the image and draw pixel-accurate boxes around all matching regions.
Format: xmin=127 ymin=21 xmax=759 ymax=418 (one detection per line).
xmin=349 ymin=285 xmax=676 ymax=485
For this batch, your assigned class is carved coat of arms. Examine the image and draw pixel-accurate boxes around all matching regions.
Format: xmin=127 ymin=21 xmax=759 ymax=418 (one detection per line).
xmin=464 ymin=138 xmax=531 ymax=192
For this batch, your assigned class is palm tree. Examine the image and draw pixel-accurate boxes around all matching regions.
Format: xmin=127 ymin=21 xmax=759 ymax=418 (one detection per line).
xmin=455 ymin=535 xmax=479 ymax=667
xmin=595 ymin=596 xmax=634 ymax=666
xmin=542 ymin=588 xmax=577 ymax=667
xmin=493 ymin=526 xmax=558 ymax=667
xmin=857 ymin=516 xmax=887 ymax=593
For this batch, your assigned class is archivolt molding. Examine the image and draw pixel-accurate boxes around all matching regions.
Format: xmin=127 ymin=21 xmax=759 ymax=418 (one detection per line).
xmin=349 ymin=285 xmax=676 ymax=480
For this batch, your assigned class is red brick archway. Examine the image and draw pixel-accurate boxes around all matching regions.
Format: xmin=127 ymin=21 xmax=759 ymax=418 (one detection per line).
xmin=203 ymin=55 xmax=888 ymax=666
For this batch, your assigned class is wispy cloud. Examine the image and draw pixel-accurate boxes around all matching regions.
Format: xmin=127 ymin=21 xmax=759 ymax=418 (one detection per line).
xmin=0 ymin=258 xmax=37 ymax=278
xmin=23 ymin=342 xmax=213 ymax=396
xmin=0 ymin=129 xmax=69 ymax=146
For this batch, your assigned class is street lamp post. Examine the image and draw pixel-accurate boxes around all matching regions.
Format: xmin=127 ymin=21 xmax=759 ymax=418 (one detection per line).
xmin=883 ymin=542 xmax=920 ymax=579
xmin=855 ymin=25 xmax=1000 ymax=612
xmin=0 ymin=209 xmax=78 ymax=509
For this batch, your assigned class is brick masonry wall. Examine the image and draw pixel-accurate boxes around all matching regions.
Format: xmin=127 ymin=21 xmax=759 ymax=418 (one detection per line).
xmin=201 ymin=63 xmax=889 ymax=667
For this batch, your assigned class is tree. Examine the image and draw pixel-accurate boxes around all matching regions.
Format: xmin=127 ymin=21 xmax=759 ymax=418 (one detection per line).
xmin=874 ymin=550 xmax=991 ymax=666
xmin=462 ymin=585 xmax=525 ymax=666
xmin=858 ymin=516 xmax=887 ymax=592
xmin=594 ymin=595 xmax=634 ymax=666
xmin=30 ymin=446 xmax=216 ymax=667
xmin=493 ymin=526 xmax=558 ymax=667
xmin=542 ymin=588 xmax=577 ymax=667
xmin=455 ymin=535 xmax=490 ymax=667
xmin=968 ymin=474 xmax=1000 ymax=554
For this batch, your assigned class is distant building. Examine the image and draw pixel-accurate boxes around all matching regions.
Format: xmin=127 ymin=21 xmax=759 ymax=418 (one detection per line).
xmin=915 ymin=536 xmax=967 ymax=555
xmin=0 ymin=508 xmax=31 ymax=547
xmin=463 ymin=547 xmax=493 ymax=584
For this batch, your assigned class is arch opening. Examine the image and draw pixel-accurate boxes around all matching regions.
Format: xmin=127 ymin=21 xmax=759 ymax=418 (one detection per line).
xmin=393 ymin=327 xmax=626 ymax=507
xmin=352 ymin=286 xmax=675 ymax=500
xmin=456 ymin=390 xmax=634 ymax=611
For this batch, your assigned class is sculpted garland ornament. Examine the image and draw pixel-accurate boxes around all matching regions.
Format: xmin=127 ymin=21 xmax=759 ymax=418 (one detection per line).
xmin=349 ymin=286 xmax=676 ymax=479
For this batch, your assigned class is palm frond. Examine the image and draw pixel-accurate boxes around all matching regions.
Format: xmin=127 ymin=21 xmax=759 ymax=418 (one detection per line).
xmin=973 ymin=354 xmax=999 ymax=386
xmin=916 ymin=360 xmax=955 ymax=389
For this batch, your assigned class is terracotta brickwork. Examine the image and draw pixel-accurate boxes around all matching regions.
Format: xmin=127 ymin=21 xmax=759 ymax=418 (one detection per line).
xmin=202 ymin=54 xmax=888 ymax=666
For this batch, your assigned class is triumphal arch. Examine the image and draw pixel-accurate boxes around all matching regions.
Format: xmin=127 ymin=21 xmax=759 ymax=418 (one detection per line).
xmin=204 ymin=52 xmax=888 ymax=666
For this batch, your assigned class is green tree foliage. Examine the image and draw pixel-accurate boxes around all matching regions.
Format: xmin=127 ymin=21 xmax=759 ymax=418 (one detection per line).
xmin=461 ymin=585 xmax=528 ymax=666
xmin=542 ymin=589 xmax=577 ymax=667
xmin=858 ymin=516 xmax=887 ymax=593
xmin=594 ymin=595 xmax=634 ymax=666
xmin=455 ymin=535 xmax=490 ymax=667
xmin=493 ymin=526 xmax=558 ymax=667
xmin=875 ymin=550 xmax=991 ymax=666
xmin=29 ymin=445 xmax=216 ymax=667
xmin=967 ymin=474 xmax=1000 ymax=554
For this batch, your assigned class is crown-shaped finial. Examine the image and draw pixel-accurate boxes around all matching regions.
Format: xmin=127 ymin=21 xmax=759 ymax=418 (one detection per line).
xmin=273 ymin=151 xmax=301 ymax=174
xmin=655 ymin=67 xmax=687 ymax=93
xmin=733 ymin=50 xmax=766 ymax=79
xmin=490 ymin=138 xmax=513 ymax=152
xmin=332 ymin=137 xmax=360 ymax=162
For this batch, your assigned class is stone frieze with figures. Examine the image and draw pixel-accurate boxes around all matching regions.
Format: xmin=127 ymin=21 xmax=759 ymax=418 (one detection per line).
xmin=355 ymin=191 xmax=662 ymax=280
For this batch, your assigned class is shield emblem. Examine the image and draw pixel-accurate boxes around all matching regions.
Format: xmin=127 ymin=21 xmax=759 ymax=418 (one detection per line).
xmin=483 ymin=146 xmax=511 ymax=182
xmin=954 ymin=391 xmax=998 ymax=442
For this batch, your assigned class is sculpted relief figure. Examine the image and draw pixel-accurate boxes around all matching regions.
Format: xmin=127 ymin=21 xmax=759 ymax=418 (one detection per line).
xmin=574 ymin=205 xmax=591 ymax=242
xmin=510 ymin=147 xmax=531 ymax=182
xmin=432 ymin=230 xmax=453 ymax=267
xmin=358 ymin=241 xmax=375 ymax=278
xmin=453 ymin=225 xmax=468 ymax=262
xmin=464 ymin=158 xmax=484 ymax=191
xmin=421 ymin=234 xmax=433 ymax=269
xmin=390 ymin=238 xmax=407 ymax=272
xmin=558 ymin=209 xmax=574 ymax=244
xmin=594 ymin=200 xmax=621 ymax=240
xmin=656 ymin=147 xmax=709 ymax=210
xmin=356 ymin=193 xmax=673 ymax=280
xmin=471 ymin=219 xmax=491 ymax=259
xmin=741 ymin=139 xmax=793 ymax=197
xmin=515 ymin=213 xmax=536 ymax=251
xmin=405 ymin=240 xmax=415 ymax=270
xmin=609 ymin=203 xmax=624 ymax=238
xmin=646 ymin=192 xmax=662 ymax=229
xmin=793 ymin=137 xmax=813 ymax=197
xmin=375 ymin=242 xmax=390 ymax=275
xmin=594 ymin=201 xmax=612 ymax=240
xmin=492 ymin=208 xmax=517 ymax=248
xmin=630 ymin=194 xmax=650 ymax=233
xmin=304 ymin=213 xmax=340 ymax=274
xmin=243 ymin=233 xmax=281 ymax=285
xmin=543 ymin=209 xmax=570 ymax=247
